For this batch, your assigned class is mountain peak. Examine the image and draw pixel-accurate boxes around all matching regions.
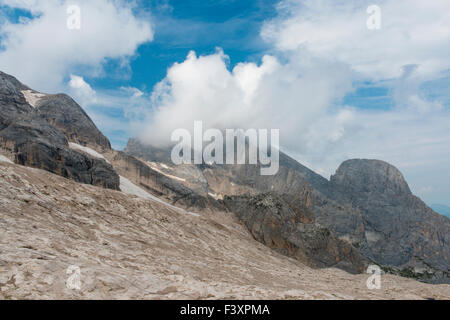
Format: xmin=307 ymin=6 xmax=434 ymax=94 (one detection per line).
xmin=331 ymin=159 xmax=411 ymax=197
xmin=0 ymin=70 xmax=118 ymax=190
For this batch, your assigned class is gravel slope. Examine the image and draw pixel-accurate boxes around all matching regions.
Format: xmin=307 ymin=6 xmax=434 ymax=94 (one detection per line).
xmin=0 ymin=162 xmax=449 ymax=300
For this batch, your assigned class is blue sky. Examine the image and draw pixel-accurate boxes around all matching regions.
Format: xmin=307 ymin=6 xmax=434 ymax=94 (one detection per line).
xmin=0 ymin=0 xmax=450 ymax=208
xmin=88 ymin=0 xmax=278 ymax=90
xmin=68 ymin=0 xmax=282 ymax=148
xmin=69 ymin=0 xmax=401 ymax=147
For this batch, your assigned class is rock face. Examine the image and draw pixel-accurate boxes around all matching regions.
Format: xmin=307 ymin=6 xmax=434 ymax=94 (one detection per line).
xmin=330 ymin=159 xmax=450 ymax=282
xmin=223 ymin=193 xmax=366 ymax=274
xmin=110 ymin=151 xmax=220 ymax=210
xmin=0 ymin=71 xmax=119 ymax=190
xmin=124 ymin=139 xmax=367 ymax=274
xmin=125 ymin=139 xmax=449 ymax=283
xmin=36 ymin=94 xmax=111 ymax=151
xmin=331 ymin=159 xmax=411 ymax=198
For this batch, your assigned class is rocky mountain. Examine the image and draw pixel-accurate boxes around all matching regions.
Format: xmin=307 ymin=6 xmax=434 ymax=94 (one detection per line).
xmin=0 ymin=71 xmax=219 ymax=212
xmin=36 ymin=93 xmax=111 ymax=150
xmin=123 ymin=140 xmax=370 ymax=272
xmin=0 ymin=71 xmax=118 ymax=189
xmin=0 ymin=70 xmax=448 ymax=289
xmin=330 ymin=160 xmax=450 ymax=278
xmin=125 ymin=139 xmax=450 ymax=284
xmin=2 ymin=160 xmax=449 ymax=299
xmin=108 ymin=150 xmax=220 ymax=210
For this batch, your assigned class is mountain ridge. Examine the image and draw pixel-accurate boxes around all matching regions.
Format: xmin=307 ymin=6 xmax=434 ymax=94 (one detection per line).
xmin=125 ymin=136 xmax=450 ymax=283
xmin=1 ymin=70 xmax=449 ymax=284
xmin=431 ymin=204 xmax=450 ymax=218
xmin=0 ymin=71 xmax=119 ymax=190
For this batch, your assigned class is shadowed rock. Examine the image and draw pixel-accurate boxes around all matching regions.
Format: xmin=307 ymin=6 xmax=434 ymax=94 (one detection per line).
xmin=0 ymin=71 xmax=119 ymax=190
xmin=330 ymin=159 xmax=450 ymax=282
xmin=223 ymin=193 xmax=367 ymax=274
xmin=36 ymin=94 xmax=111 ymax=151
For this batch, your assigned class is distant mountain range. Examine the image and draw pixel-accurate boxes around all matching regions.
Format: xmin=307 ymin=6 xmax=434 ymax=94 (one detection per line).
xmin=431 ymin=204 xmax=450 ymax=218
xmin=1 ymin=70 xmax=449 ymax=284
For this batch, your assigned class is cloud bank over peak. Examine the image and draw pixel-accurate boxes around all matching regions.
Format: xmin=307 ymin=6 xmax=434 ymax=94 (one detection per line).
xmin=0 ymin=0 xmax=154 ymax=91
xmin=140 ymin=49 xmax=353 ymax=151
xmin=138 ymin=1 xmax=450 ymax=205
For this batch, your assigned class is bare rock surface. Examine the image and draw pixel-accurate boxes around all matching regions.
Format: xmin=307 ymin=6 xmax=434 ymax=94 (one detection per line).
xmin=330 ymin=159 xmax=450 ymax=282
xmin=1 ymin=162 xmax=449 ymax=300
xmin=108 ymin=150 xmax=220 ymax=210
xmin=1 ymin=68 xmax=447 ymax=290
xmin=125 ymin=140 xmax=450 ymax=283
xmin=0 ymin=71 xmax=119 ymax=190
xmin=36 ymin=94 xmax=111 ymax=151
xmin=223 ymin=193 xmax=366 ymax=274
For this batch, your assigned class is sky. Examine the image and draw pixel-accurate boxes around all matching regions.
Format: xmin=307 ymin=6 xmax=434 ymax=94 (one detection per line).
xmin=0 ymin=0 xmax=449 ymax=208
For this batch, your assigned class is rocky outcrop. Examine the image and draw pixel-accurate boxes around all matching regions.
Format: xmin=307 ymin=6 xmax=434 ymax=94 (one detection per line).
xmin=36 ymin=94 xmax=111 ymax=151
xmin=214 ymin=158 xmax=449 ymax=283
xmin=110 ymin=151 xmax=221 ymax=210
xmin=223 ymin=193 xmax=366 ymax=274
xmin=331 ymin=159 xmax=411 ymax=199
xmin=0 ymin=71 xmax=119 ymax=190
xmin=330 ymin=159 xmax=450 ymax=283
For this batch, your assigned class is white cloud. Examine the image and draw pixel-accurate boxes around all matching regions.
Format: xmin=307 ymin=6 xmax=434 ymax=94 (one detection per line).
xmin=120 ymin=86 xmax=144 ymax=99
xmin=0 ymin=0 xmax=153 ymax=91
xmin=138 ymin=1 xmax=450 ymax=205
xmin=68 ymin=74 xmax=97 ymax=105
xmin=141 ymin=49 xmax=353 ymax=149
xmin=66 ymin=77 xmax=154 ymax=150
xmin=262 ymin=0 xmax=450 ymax=80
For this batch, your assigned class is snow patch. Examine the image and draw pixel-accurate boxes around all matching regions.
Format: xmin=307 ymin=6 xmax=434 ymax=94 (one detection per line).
xmin=0 ymin=155 xmax=13 ymax=164
xmin=21 ymin=90 xmax=47 ymax=108
xmin=120 ymin=176 xmax=155 ymax=200
xmin=119 ymin=176 xmax=199 ymax=217
xmin=147 ymin=162 xmax=186 ymax=182
xmin=208 ymin=192 xmax=223 ymax=200
xmin=69 ymin=143 xmax=110 ymax=164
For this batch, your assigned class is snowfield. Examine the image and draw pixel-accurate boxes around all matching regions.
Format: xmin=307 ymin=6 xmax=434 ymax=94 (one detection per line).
xmin=69 ymin=142 xmax=110 ymax=164
xmin=147 ymin=162 xmax=187 ymax=182
xmin=0 ymin=155 xmax=13 ymax=164
xmin=119 ymin=176 xmax=199 ymax=217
